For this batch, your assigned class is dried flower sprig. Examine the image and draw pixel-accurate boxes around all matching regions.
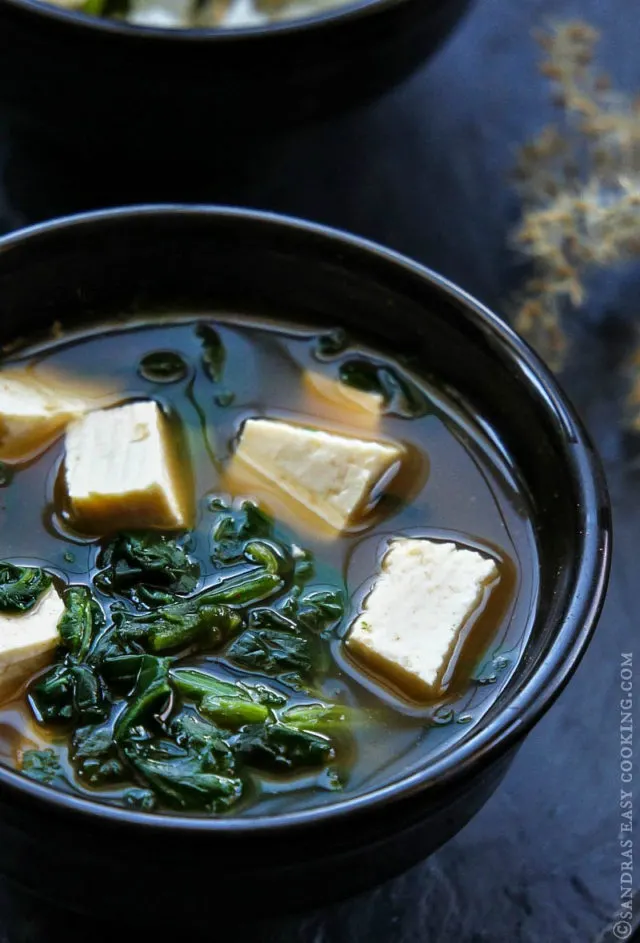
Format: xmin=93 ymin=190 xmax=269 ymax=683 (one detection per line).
xmin=511 ymin=21 xmax=640 ymax=425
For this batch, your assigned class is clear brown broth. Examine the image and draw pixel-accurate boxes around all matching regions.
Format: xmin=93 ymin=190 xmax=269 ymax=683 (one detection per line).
xmin=0 ymin=315 xmax=539 ymax=815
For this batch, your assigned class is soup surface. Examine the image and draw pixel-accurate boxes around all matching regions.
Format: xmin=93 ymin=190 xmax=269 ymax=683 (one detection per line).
xmin=0 ymin=315 xmax=538 ymax=816
xmin=46 ymin=0 xmax=350 ymax=30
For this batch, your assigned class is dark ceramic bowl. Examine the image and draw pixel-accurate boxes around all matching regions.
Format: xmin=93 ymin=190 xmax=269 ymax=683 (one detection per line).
xmin=0 ymin=206 xmax=610 ymax=921
xmin=0 ymin=0 xmax=472 ymax=161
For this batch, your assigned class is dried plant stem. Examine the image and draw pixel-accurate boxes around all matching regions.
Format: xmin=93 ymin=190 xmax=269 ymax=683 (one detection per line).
xmin=511 ymin=22 xmax=640 ymax=425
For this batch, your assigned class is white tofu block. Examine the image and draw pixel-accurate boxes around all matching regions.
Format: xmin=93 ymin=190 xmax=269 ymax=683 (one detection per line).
xmin=347 ymin=538 xmax=499 ymax=699
xmin=0 ymin=368 xmax=113 ymax=463
xmin=303 ymin=372 xmax=383 ymax=430
xmin=233 ymin=418 xmax=403 ymax=531
xmin=64 ymin=400 xmax=192 ymax=534
xmin=0 ymin=585 xmax=64 ymax=699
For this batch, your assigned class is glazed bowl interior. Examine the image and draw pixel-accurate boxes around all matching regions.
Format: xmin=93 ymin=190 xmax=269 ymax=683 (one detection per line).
xmin=0 ymin=205 xmax=609 ymax=830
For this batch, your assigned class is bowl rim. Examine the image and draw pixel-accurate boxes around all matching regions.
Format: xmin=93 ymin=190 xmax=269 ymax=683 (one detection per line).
xmin=0 ymin=204 xmax=611 ymax=834
xmin=0 ymin=0 xmax=412 ymax=41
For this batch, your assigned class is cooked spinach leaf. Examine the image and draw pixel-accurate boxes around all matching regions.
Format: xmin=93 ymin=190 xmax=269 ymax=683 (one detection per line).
xmin=210 ymin=498 xmax=273 ymax=565
xmin=244 ymin=539 xmax=293 ymax=578
xmin=59 ymin=586 xmax=104 ymax=660
xmin=170 ymin=667 xmax=244 ymax=701
xmin=99 ymin=652 xmax=146 ymax=688
xmin=292 ymin=547 xmax=314 ymax=582
xmin=29 ymin=661 xmax=108 ymax=725
xmin=282 ymin=703 xmax=361 ymax=735
xmin=170 ymin=668 xmax=270 ymax=728
xmin=115 ymin=598 xmax=243 ymax=654
xmin=170 ymin=710 xmax=236 ymax=773
xmin=170 ymin=668 xmax=286 ymax=718
xmin=200 ymin=695 xmax=269 ymax=728
xmin=196 ymin=324 xmax=226 ymax=383
xmin=114 ymin=656 xmax=172 ymax=740
xmin=72 ymin=723 xmax=115 ymax=760
xmin=29 ymin=664 xmax=76 ymax=723
xmin=20 ymin=749 xmax=63 ymax=785
xmin=95 ymin=532 xmax=199 ymax=602
xmin=228 ymin=625 xmax=312 ymax=680
xmin=104 ymin=555 xmax=285 ymax=658
xmin=29 ymin=585 xmax=108 ymax=726
xmin=71 ymin=664 xmax=108 ymax=724
xmin=21 ymin=509 xmax=354 ymax=815
xmin=123 ymin=787 xmax=157 ymax=811
xmin=0 ymin=563 xmax=51 ymax=612
xmin=248 ymin=607 xmax=298 ymax=634
xmin=72 ymin=721 xmax=125 ymax=785
xmin=198 ymin=568 xmax=284 ymax=607
xmin=233 ymin=722 xmax=333 ymax=771
xmin=339 ymin=358 xmax=427 ymax=417
xmin=125 ymin=740 xmax=242 ymax=812
xmin=247 ymin=684 xmax=287 ymax=707
xmin=281 ymin=587 xmax=345 ymax=636
xmin=170 ymin=668 xmax=270 ymax=727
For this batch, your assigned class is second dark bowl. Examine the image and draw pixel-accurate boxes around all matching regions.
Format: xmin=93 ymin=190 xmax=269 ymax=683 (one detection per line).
xmin=0 ymin=0 xmax=471 ymax=161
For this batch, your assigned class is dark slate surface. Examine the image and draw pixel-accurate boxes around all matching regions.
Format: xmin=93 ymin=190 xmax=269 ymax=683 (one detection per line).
xmin=0 ymin=0 xmax=638 ymax=939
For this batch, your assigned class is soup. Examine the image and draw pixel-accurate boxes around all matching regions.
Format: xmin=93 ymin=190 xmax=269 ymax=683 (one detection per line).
xmin=0 ymin=315 xmax=538 ymax=817
xmin=45 ymin=0 xmax=351 ymax=29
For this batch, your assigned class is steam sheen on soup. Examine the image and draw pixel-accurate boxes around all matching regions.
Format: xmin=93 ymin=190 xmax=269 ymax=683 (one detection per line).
xmin=0 ymin=316 xmax=538 ymax=817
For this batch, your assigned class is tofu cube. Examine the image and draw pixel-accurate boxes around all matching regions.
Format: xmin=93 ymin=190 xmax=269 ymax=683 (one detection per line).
xmin=346 ymin=538 xmax=499 ymax=700
xmin=0 ymin=367 xmax=113 ymax=463
xmin=64 ymin=400 xmax=192 ymax=534
xmin=232 ymin=418 xmax=403 ymax=532
xmin=0 ymin=585 xmax=64 ymax=700
xmin=303 ymin=371 xmax=383 ymax=430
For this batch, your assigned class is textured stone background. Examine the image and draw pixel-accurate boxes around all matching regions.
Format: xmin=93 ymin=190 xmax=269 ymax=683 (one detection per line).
xmin=0 ymin=0 xmax=638 ymax=939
